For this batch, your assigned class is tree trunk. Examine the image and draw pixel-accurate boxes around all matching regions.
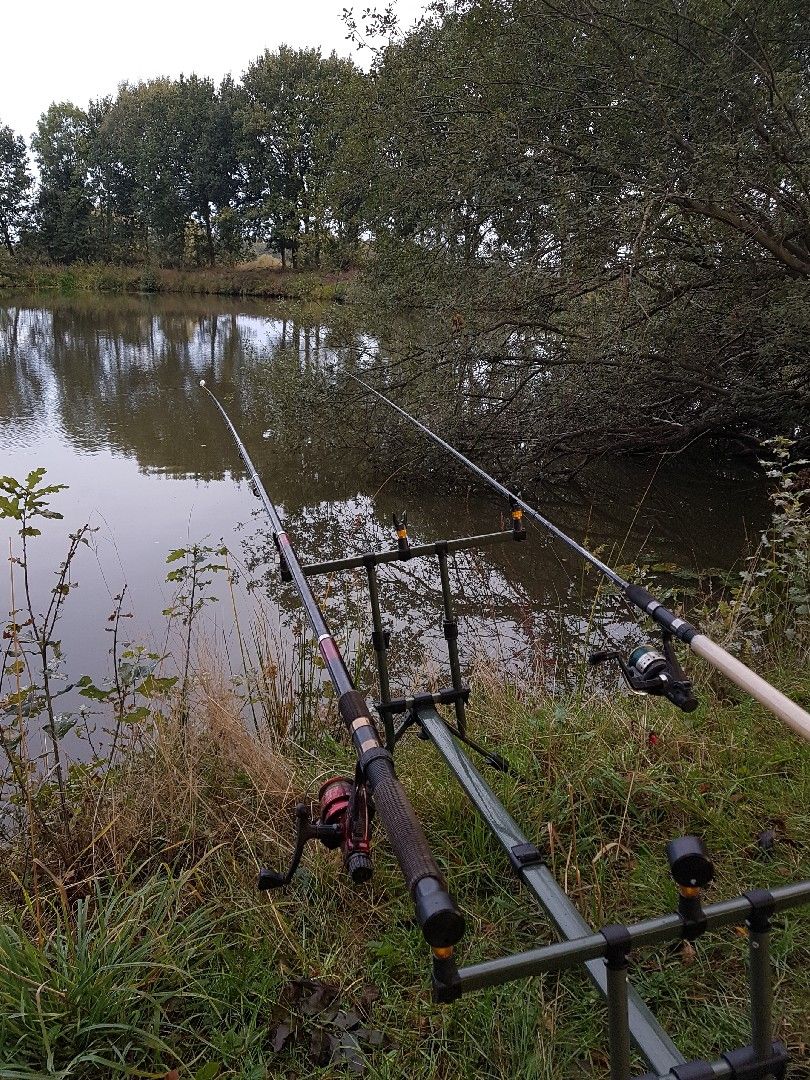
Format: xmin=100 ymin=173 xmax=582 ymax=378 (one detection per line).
xmin=1 ymin=218 xmax=13 ymax=257
xmin=203 ymin=206 xmax=215 ymax=266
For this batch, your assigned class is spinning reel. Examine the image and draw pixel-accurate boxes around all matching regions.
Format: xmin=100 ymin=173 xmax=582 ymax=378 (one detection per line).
xmin=258 ymin=774 xmax=374 ymax=890
xmin=589 ymin=631 xmax=699 ymax=712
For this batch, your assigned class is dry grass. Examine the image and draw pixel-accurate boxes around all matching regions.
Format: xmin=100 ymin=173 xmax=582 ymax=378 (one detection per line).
xmin=0 ymin=670 xmax=301 ymax=912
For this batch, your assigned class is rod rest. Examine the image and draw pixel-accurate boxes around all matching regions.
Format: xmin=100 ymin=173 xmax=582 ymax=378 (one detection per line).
xmin=377 ymin=686 xmax=470 ymax=716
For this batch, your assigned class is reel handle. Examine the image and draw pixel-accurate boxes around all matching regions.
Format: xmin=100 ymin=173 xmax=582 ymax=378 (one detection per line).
xmin=258 ymin=804 xmax=341 ymax=890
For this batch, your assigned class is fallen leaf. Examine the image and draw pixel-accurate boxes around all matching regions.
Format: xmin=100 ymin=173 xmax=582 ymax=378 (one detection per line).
xmin=272 ymin=1022 xmax=292 ymax=1053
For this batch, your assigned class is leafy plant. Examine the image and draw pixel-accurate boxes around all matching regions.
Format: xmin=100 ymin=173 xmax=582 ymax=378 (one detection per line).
xmin=1 ymin=469 xmax=92 ymax=837
xmin=732 ymin=438 xmax=810 ymax=651
xmin=163 ymin=542 xmax=228 ymax=720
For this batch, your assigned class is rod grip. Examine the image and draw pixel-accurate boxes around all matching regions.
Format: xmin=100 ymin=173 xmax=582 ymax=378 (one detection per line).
xmin=365 ymin=757 xmax=466 ymax=948
xmin=338 ymin=689 xmax=464 ymax=947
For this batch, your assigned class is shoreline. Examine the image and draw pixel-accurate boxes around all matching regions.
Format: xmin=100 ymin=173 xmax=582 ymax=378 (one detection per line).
xmin=0 ymin=260 xmax=356 ymax=302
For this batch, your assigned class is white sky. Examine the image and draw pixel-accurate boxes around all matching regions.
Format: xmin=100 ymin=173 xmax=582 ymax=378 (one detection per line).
xmin=0 ymin=0 xmax=427 ymax=144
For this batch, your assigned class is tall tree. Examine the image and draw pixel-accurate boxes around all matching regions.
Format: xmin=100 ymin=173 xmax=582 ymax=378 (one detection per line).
xmin=238 ymin=47 xmax=361 ymax=267
xmin=107 ymin=76 xmax=241 ymax=266
xmin=31 ymin=103 xmax=96 ymax=263
xmin=0 ymin=124 xmax=32 ymax=256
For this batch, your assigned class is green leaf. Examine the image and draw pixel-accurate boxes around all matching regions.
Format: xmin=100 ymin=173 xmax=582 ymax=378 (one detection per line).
xmin=77 ymin=676 xmax=110 ymax=702
xmin=51 ymin=717 xmax=77 ymax=739
xmin=138 ymin=675 xmax=178 ymax=696
xmin=123 ymin=706 xmax=152 ymax=724
xmin=166 ymin=549 xmax=188 ymax=563
xmin=194 ymin=1063 xmax=222 ymax=1080
xmin=0 ymin=495 xmax=21 ymax=519
xmin=25 ymin=468 xmax=47 ymax=488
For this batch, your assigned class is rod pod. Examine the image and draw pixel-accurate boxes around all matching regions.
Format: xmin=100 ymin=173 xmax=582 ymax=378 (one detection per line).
xmin=349 ymin=373 xmax=810 ymax=743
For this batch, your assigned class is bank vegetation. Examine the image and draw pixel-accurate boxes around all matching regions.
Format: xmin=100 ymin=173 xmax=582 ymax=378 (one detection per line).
xmin=1 ymin=442 xmax=808 ymax=1077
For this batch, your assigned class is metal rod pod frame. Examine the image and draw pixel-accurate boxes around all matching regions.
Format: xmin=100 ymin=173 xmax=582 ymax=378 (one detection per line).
xmin=308 ymin=519 xmax=810 ymax=1080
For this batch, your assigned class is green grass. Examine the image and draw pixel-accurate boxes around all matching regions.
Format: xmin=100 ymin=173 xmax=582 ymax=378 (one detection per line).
xmin=1 ymin=665 xmax=808 ymax=1079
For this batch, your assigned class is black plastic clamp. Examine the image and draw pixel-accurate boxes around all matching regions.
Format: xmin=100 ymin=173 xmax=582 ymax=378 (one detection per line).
xmin=413 ymin=692 xmax=437 ymax=713
xmin=670 ymin=1061 xmax=715 ymax=1080
xmin=443 ymin=619 xmax=459 ymax=641
xmin=680 ymin=908 xmax=708 ymax=942
xmin=371 ymin=629 xmax=390 ymax=651
xmin=743 ymin=889 xmax=776 ymax=935
xmin=432 ymin=953 xmax=462 ymax=1004
xmin=272 ymin=534 xmax=293 ymax=583
xmin=508 ymin=842 xmax=544 ymax=875
xmin=722 ymin=1040 xmax=788 ymax=1080
xmin=600 ymin=923 xmax=632 ymax=970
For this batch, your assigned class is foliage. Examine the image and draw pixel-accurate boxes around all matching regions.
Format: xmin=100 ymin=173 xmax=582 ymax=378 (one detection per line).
xmin=1 ymin=469 xmax=87 ymax=835
xmin=236 ymin=47 xmax=365 ymax=269
xmin=727 ymin=438 xmax=810 ymax=653
xmin=346 ymin=0 xmax=810 ymax=476
xmin=103 ymin=76 xmax=243 ymax=266
xmin=164 ymin=542 xmax=228 ymax=718
xmin=31 ymin=103 xmax=97 ymax=264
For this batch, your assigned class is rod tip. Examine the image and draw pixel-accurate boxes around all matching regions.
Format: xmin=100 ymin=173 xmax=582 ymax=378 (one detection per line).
xmin=199 ymin=379 xmax=206 ymax=388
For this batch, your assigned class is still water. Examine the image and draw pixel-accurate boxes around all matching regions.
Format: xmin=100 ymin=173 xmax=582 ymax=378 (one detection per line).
xmin=1 ymin=293 xmax=769 ymax=736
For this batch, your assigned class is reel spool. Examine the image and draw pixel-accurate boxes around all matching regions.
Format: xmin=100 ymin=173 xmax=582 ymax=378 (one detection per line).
xmin=258 ymin=775 xmax=374 ymax=890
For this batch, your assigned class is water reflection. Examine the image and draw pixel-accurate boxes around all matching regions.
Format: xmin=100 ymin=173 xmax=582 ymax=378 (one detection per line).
xmin=1 ymin=293 xmax=769 ymax=737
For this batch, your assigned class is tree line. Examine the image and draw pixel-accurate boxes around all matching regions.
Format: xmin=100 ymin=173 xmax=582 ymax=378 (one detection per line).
xmin=0 ymin=47 xmax=363 ymax=268
xmin=2 ymin=1 xmax=808 ymax=466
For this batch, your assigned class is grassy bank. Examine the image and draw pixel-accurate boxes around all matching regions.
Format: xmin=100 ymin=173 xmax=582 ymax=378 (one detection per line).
xmin=1 ymin=658 xmax=808 ymax=1079
xmin=1 ymin=454 xmax=808 ymax=1078
xmin=0 ymin=259 xmax=354 ymax=302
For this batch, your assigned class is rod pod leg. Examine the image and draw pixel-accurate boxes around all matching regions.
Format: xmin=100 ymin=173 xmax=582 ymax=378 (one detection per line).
xmin=603 ymin=925 xmax=632 ymax=1080
xmin=437 ymin=548 xmax=466 ymax=736
xmin=745 ymin=890 xmax=775 ymax=1071
xmin=365 ymin=562 xmax=395 ymax=748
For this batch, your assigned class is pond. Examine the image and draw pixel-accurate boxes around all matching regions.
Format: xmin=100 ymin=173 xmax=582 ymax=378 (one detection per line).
xmin=0 ymin=292 xmax=769 ymax=749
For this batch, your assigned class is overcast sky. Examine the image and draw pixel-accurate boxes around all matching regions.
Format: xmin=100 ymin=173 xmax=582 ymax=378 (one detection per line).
xmin=0 ymin=0 xmax=427 ymax=144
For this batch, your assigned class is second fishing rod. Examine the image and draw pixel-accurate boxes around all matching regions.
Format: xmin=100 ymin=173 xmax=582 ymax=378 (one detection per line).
xmin=349 ymin=373 xmax=810 ymax=744
xmin=200 ymin=381 xmax=464 ymax=952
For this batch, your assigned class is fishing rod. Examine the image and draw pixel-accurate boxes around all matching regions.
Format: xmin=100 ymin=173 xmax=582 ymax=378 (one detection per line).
xmin=348 ymin=374 xmax=810 ymax=744
xmin=200 ymin=381 xmax=465 ymax=950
